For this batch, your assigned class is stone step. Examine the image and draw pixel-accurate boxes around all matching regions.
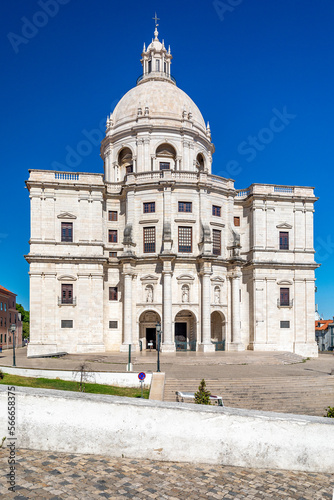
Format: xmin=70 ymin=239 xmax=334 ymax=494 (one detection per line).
xmin=163 ymin=377 xmax=334 ymax=416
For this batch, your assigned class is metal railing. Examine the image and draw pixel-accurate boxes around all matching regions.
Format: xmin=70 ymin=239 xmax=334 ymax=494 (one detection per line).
xmin=175 ymin=340 xmax=196 ymax=351
xmin=277 ymin=299 xmax=293 ymax=307
xmin=213 ymin=341 xmax=225 ymax=351
xmin=58 ymin=297 xmax=77 ymax=306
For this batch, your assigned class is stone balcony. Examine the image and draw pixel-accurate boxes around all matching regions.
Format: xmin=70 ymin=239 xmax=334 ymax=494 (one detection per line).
xmin=235 ymin=184 xmax=315 ymax=199
xmin=106 ymin=170 xmax=235 ymax=193
xmin=27 ymin=170 xmax=104 ymax=187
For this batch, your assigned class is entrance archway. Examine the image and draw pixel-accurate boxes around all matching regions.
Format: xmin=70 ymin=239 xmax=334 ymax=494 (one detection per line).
xmin=139 ymin=310 xmax=161 ymax=350
xmin=211 ymin=311 xmax=226 ymax=350
xmin=174 ymin=310 xmax=197 ymax=351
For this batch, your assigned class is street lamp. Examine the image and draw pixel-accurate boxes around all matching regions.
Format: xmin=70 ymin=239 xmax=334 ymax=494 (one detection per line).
xmin=10 ymin=324 xmax=16 ymax=367
xmin=156 ymin=321 xmax=161 ymax=373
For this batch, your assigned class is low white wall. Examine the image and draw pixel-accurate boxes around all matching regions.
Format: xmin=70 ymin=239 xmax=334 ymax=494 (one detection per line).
xmin=0 ymin=366 xmax=152 ymax=388
xmin=0 ymin=386 xmax=333 ymax=473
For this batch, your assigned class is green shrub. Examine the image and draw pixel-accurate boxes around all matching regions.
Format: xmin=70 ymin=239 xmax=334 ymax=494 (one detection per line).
xmin=194 ymin=379 xmax=211 ymax=405
xmin=324 ymin=406 xmax=334 ymax=418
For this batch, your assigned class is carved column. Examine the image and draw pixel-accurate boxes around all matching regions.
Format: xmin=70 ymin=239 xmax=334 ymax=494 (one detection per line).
xmin=229 ymin=268 xmax=244 ymax=351
xmin=120 ymin=271 xmax=134 ymax=351
xmin=199 ymin=262 xmax=215 ymax=352
xmin=161 ymin=257 xmax=175 ymax=352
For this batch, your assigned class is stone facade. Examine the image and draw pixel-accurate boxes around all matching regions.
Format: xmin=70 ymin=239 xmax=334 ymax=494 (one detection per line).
xmin=26 ymin=27 xmax=319 ymax=357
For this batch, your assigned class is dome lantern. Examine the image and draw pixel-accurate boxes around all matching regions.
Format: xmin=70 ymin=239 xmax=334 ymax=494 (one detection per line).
xmin=138 ymin=14 xmax=174 ymax=85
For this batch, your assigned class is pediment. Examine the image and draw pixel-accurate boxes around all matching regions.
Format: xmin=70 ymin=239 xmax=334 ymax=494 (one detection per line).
xmin=176 ymin=274 xmax=195 ymax=281
xmin=276 ymin=222 xmax=292 ymax=229
xmin=140 ymin=274 xmax=159 ymax=282
xmin=277 ymin=280 xmax=293 ymax=285
xmin=57 ymin=275 xmax=77 ymax=281
xmin=211 ymin=276 xmax=225 ymax=283
xmin=57 ymin=212 xmax=77 ymax=219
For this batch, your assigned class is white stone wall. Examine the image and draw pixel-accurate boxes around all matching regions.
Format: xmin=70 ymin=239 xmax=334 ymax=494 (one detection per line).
xmin=1 ymin=386 xmax=333 ymax=473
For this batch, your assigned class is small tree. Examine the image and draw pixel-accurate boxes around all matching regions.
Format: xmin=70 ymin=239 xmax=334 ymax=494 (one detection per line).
xmin=73 ymin=363 xmax=94 ymax=392
xmin=325 ymin=406 xmax=334 ymax=418
xmin=194 ymin=379 xmax=211 ymax=405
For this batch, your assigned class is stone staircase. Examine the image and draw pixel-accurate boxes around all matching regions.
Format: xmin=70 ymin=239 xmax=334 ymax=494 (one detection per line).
xmin=163 ymin=377 xmax=334 ymax=416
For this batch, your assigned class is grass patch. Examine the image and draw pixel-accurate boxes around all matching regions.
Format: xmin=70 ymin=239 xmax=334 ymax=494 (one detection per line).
xmin=0 ymin=373 xmax=149 ymax=398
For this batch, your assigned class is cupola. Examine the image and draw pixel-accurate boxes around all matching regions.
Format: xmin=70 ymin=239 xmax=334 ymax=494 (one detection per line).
xmin=138 ymin=14 xmax=174 ymax=85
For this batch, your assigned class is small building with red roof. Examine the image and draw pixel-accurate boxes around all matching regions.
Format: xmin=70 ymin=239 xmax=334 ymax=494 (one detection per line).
xmin=0 ymin=285 xmax=23 ymax=350
xmin=315 ymin=319 xmax=334 ymax=351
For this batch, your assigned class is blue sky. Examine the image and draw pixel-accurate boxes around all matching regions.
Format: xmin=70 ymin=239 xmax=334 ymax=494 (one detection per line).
xmin=1 ymin=0 xmax=334 ymax=317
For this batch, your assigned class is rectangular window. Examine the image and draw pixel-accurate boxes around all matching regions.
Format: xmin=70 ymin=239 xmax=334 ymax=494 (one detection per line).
xmin=4 ymin=304 xmax=6 ymax=311
xmin=178 ymin=201 xmax=192 ymax=213
xmin=5 ymin=334 xmax=6 ymax=343
xmin=143 ymin=202 xmax=155 ymax=213
xmin=108 ymin=230 xmax=118 ymax=243
xmin=108 ymin=211 xmax=118 ymax=221
xmin=109 ymin=321 xmax=118 ymax=328
xmin=61 ymin=222 xmax=73 ymax=242
xmin=156 ymin=59 xmax=160 ymax=71
xmin=280 ymin=288 xmax=290 ymax=306
xmin=212 ymin=229 xmax=221 ymax=256
xmin=160 ymin=162 xmax=170 ymax=170
xmin=0 ymin=303 xmax=2 ymax=310
xmin=0 ymin=334 xmax=2 ymax=343
xmin=109 ymin=287 xmax=118 ymax=301
xmin=279 ymin=231 xmax=289 ymax=250
xmin=109 ymin=251 xmax=117 ymax=258
xmin=234 ymin=217 xmax=240 ymax=227
xmin=61 ymin=284 xmax=73 ymax=304
xmin=61 ymin=320 xmax=73 ymax=328
xmin=143 ymin=227 xmax=156 ymax=253
xmin=212 ymin=205 xmax=221 ymax=217
xmin=280 ymin=321 xmax=290 ymax=328
xmin=178 ymin=226 xmax=192 ymax=253
xmin=126 ymin=165 xmax=133 ymax=174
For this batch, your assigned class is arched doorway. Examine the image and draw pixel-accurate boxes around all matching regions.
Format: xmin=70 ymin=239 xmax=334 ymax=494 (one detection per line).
xmin=174 ymin=310 xmax=197 ymax=351
xmin=139 ymin=310 xmax=161 ymax=350
xmin=211 ymin=311 xmax=226 ymax=351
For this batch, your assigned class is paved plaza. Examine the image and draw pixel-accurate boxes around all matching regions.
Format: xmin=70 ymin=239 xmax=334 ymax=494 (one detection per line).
xmin=1 ymin=346 xmax=334 ymax=379
xmin=0 ymin=449 xmax=333 ymax=499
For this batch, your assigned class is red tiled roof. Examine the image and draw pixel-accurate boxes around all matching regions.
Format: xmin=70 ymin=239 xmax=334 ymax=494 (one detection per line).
xmin=315 ymin=320 xmax=332 ymax=331
xmin=0 ymin=285 xmax=17 ymax=296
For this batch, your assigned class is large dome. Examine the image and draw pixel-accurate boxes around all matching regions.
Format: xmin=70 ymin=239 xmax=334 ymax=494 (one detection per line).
xmin=112 ymin=80 xmax=206 ymax=131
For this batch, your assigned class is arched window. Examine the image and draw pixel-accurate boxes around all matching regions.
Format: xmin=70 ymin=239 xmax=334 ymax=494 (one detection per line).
xmin=196 ymin=153 xmax=205 ymax=171
xmin=156 ymin=143 xmax=177 ymax=170
xmin=118 ymin=147 xmax=133 ymax=174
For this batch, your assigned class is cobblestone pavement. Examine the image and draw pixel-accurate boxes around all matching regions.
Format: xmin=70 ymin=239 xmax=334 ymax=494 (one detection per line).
xmin=0 ymin=449 xmax=333 ymax=499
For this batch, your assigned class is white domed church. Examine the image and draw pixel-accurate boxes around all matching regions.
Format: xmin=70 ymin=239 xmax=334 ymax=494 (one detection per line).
xmin=26 ymin=25 xmax=319 ymax=357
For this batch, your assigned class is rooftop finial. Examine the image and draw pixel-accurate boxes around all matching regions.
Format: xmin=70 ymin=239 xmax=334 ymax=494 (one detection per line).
xmin=153 ymin=12 xmax=160 ymax=40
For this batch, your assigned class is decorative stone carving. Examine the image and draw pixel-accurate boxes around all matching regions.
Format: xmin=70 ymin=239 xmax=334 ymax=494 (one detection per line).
xmin=214 ymin=286 xmax=220 ymax=304
xmin=181 ymin=284 xmax=189 ymax=303
xmin=146 ymin=285 xmax=153 ymax=303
